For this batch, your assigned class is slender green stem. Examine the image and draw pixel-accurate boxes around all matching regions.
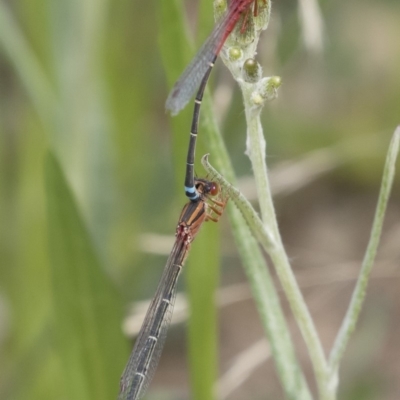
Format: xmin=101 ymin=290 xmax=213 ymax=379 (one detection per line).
xmin=220 ymin=37 xmax=331 ymax=396
xmin=218 ymin=8 xmax=333 ymax=393
xmin=242 ymin=89 xmax=278 ymax=231
xmin=329 ymin=127 xmax=400 ymax=374
xmin=243 ymin=102 xmax=330 ymax=399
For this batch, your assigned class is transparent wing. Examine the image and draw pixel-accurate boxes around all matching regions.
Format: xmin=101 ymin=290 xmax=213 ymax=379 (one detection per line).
xmin=118 ymin=239 xmax=188 ymax=400
xmin=165 ymin=0 xmax=246 ymax=115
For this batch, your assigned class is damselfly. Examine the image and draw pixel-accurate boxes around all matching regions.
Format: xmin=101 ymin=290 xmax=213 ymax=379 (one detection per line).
xmin=172 ymin=0 xmax=266 ymax=201
xmin=166 ymin=0 xmax=265 ymax=116
xmin=118 ymin=179 xmax=227 ymax=400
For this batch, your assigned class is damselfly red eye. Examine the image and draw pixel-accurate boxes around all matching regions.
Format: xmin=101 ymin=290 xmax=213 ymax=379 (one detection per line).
xmin=210 ymin=182 xmax=219 ymax=196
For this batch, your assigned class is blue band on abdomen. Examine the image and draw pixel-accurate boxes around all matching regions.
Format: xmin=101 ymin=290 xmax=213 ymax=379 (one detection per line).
xmin=185 ymin=186 xmax=199 ymax=200
xmin=185 ymin=186 xmax=196 ymax=194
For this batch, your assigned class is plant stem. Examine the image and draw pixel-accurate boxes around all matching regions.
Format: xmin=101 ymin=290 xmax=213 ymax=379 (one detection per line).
xmin=242 ymin=89 xmax=277 ymax=230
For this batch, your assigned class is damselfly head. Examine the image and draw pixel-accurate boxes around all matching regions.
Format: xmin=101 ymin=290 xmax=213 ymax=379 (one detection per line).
xmin=194 ymin=178 xmax=220 ymax=197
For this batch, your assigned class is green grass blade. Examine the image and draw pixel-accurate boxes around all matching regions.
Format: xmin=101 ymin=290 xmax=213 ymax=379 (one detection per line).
xmin=45 ymin=152 xmax=127 ymax=400
xmin=329 ymin=127 xmax=400 ymax=376
xmin=187 ymin=224 xmax=219 ymax=400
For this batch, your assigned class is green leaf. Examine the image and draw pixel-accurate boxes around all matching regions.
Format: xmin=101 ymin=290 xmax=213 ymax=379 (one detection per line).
xmin=45 ymin=152 xmax=127 ymax=400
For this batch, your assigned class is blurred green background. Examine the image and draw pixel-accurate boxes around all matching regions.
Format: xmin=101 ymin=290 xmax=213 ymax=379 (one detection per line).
xmin=0 ymin=0 xmax=399 ymax=399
